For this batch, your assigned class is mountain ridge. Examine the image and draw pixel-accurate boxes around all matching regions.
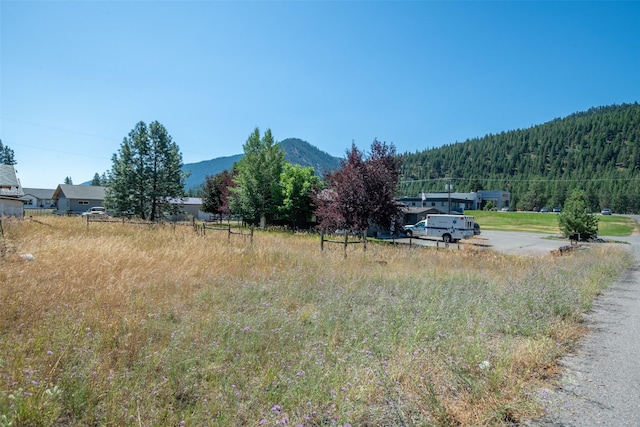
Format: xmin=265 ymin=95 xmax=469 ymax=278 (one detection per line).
xmin=182 ymin=137 xmax=341 ymax=191
xmin=399 ymin=102 xmax=640 ymax=212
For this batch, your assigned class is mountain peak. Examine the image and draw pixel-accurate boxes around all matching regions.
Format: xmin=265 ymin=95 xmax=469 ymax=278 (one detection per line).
xmin=182 ymin=138 xmax=341 ymax=190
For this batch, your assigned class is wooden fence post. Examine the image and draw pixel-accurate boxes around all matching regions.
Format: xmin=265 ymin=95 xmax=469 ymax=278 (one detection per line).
xmin=363 ymin=228 xmax=367 ymax=252
xmin=250 ymin=225 xmax=254 ymax=244
xmin=343 ymin=231 xmax=348 ymax=258
xmin=320 ymin=230 xmax=325 ymax=251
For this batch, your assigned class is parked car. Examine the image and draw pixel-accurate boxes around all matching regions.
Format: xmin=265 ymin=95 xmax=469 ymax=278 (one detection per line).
xmin=601 ymin=208 xmax=612 ymax=215
xmin=81 ymin=206 xmax=107 ymax=216
xmin=553 ymin=207 xmax=562 ymax=213
xmin=500 ymin=207 xmax=510 ymax=212
xmin=540 ymin=207 xmax=549 ymax=213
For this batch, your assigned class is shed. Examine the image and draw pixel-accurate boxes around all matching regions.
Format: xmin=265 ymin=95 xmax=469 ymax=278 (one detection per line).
xmin=52 ymin=185 xmax=106 ymax=215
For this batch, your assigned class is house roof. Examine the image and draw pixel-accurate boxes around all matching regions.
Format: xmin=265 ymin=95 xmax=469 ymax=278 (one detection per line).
xmin=52 ymin=184 xmax=106 ymax=200
xmin=402 ymin=206 xmax=442 ymax=215
xmin=22 ymin=188 xmax=56 ymax=199
xmin=0 ymin=165 xmax=24 ymax=197
xmin=179 ymin=197 xmax=202 ymax=205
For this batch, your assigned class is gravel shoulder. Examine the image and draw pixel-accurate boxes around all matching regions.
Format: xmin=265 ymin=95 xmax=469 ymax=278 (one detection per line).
xmin=524 ymin=220 xmax=640 ymax=426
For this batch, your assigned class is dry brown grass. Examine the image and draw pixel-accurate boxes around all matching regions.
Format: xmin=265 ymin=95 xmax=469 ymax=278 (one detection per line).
xmin=0 ymin=216 xmax=632 ymax=426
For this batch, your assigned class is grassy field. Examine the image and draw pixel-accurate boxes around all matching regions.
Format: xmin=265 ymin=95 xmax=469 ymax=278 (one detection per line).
xmin=468 ymin=210 xmax=638 ymax=236
xmin=0 ymin=217 xmax=634 ymax=426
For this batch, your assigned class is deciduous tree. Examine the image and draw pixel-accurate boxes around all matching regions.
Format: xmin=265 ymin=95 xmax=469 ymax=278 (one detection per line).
xmin=278 ymin=163 xmax=321 ymax=228
xmin=201 ymin=169 xmax=237 ymax=220
xmin=230 ymin=128 xmax=284 ymax=226
xmin=315 ymin=140 xmax=403 ymax=233
xmin=557 ymin=189 xmax=599 ymax=240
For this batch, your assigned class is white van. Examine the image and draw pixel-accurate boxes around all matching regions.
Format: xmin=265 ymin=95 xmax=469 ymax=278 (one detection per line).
xmin=403 ymin=214 xmax=475 ymax=243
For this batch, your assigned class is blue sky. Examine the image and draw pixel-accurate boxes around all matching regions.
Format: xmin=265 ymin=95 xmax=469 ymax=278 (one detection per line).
xmin=1 ymin=1 xmax=639 ymax=188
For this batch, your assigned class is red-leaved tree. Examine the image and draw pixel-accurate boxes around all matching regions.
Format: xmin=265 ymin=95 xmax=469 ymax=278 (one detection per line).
xmin=201 ymin=169 xmax=237 ymax=220
xmin=315 ymin=140 xmax=403 ymax=232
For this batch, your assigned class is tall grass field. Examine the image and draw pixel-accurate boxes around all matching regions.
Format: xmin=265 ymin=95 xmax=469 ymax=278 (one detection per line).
xmin=0 ymin=217 xmax=633 ymax=426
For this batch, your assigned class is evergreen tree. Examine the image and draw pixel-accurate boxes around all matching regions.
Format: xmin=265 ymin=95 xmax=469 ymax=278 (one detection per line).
xmin=0 ymin=139 xmax=16 ymax=165
xmin=230 ymin=128 xmax=284 ymax=227
xmin=64 ymin=177 xmax=73 ymax=185
xmin=106 ymin=121 xmax=187 ymax=220
xmin=91 ymin=173 xmax=102 ymax=186
xmin=398 ymin=103 xmax=640 ymax=212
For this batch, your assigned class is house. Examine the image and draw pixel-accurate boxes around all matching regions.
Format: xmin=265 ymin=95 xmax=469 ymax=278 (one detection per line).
xmin=0 ymin=165 xmax=25 ymax=217
xmin=21 ymin=188 xmax=56 ymax=210
xmin=166 ymin=197 xmax=211 ymax=221
xmin=52 ymin=184 xmax=106 ymax=215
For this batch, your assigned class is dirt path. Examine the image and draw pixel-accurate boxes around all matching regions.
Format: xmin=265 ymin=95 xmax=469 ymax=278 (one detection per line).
xmin=525 ymin=220 xmax=640 ymax=426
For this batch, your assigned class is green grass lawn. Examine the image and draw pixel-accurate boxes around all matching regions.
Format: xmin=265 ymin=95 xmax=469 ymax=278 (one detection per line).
xmin=467 ymin=210 xmax=638 ymax=237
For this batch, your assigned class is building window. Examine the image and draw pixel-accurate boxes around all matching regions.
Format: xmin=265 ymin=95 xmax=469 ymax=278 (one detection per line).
xmin=79 ymin=200 xmax=89 ymax=205
xmin=431 ymin=202 xmax=435 ymax=206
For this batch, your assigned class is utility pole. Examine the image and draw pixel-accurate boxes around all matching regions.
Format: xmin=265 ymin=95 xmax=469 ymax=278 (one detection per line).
xmin=446 ymin=178 xmax=452 ymax=214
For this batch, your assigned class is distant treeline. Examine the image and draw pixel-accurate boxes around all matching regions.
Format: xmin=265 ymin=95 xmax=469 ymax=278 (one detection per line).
xmin=399 ymin=103 xmax=640 ymax=213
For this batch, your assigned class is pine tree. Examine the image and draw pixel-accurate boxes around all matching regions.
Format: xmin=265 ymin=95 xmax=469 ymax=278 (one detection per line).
xmin=106 ymin=121 xmax=187 ymax=220
xmin=91 ymin=173 xmax=102 ymax=186
xmin=0 ymin=139 xmax=16 ymax=165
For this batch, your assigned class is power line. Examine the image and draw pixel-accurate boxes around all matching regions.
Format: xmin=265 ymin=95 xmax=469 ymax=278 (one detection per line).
xmin=1 ymin=116 xmax=120 ymax=142
xmin=400 ymin=176 xmax=640 ymax=184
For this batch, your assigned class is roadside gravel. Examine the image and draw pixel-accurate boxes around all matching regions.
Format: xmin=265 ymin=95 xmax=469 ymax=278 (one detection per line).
xmin=524 ymin=219 xmax=640 ymax=426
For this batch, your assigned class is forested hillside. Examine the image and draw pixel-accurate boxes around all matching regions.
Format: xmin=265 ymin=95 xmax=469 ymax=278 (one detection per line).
xmin=399 ymin=103 xmax=640 ymax=213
